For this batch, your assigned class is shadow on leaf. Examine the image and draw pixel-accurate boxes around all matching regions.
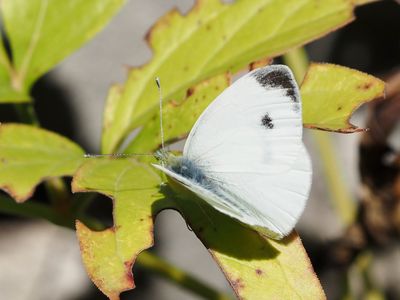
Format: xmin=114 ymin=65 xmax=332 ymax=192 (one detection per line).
xmin=159 ymin=182 xmax=287 ymax=261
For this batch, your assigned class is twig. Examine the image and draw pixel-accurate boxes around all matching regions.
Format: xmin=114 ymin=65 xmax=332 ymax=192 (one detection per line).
xmin=13 ymin=104 xmax=40 ymax=126
xmin=137 ymin=251 xmax=233 ymax=300
xmin=0 ymin=194 xmax=72 ymax=227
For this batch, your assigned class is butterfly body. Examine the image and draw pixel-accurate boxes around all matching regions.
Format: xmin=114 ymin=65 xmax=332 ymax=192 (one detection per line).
xmin=154 ymin=65 xmax=312 ymax=240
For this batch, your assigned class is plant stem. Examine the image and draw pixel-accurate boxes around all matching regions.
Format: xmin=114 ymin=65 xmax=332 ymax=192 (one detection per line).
xmin=14 ymin=103 xmax=40 ymax=126
xmin=312 ymin=131 xmax=357 ymax=224
xmin=0 ymin=194 xmax=105 ymax=230
xmin=282 ymin=47 xmax=309 ymax=82
xmin=283 ymin=47 xmax=356 ymax=225
xmin=45 ymin=177 xmax=71 ymax=214
xmin=71 ymin=192 xmax=97 ymax=217
xmin=0 ymin=195 xmax=72 ymax=227
xmin=137 ymin=251 xmax=233 ymax=300
xmin=356 ymin=252 xmax=385 ymax=300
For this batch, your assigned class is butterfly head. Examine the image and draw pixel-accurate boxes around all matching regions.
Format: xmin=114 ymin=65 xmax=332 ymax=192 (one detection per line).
xmin=154 ymin=149 xmax=178 ymax=166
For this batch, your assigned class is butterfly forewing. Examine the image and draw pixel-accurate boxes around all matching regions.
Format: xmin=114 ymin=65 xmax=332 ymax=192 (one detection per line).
xmin=157 ymin=65 xmax=312 ymax=239
xmin=184 ymin=65 xmax=303 ymax=174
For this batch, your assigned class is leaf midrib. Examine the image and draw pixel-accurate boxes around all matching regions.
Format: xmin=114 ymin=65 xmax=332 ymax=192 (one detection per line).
xmin=15 ymin=0 xmax=49 ymax=89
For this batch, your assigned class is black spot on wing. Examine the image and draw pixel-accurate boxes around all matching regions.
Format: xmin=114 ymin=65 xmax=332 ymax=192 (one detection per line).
xmin=252 ymin=66 xmax=299 ymax=103
xmin=261 ymin=113 xmax=274 ymax=129
xmin=255 ymin=69 xmax=293 ymax=90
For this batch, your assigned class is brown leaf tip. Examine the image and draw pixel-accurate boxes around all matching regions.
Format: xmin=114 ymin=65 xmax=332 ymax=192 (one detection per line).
xmin=123 ymin=261 xmax=135 ymax=287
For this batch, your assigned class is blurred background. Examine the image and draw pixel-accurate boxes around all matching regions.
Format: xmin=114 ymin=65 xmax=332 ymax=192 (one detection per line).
xmin=1 ymin=0 xmax=400 ymax=299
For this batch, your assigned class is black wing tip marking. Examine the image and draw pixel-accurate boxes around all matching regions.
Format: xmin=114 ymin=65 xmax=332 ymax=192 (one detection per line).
xmin=251 ymin=65 xmax=299 ymax=103
xmin=261 ymin=113 xmax=274 ymax=129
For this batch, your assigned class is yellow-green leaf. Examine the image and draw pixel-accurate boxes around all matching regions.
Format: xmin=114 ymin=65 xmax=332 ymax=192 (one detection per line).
xmin=301 ymin=63 xmax=385 ymax=132
xmin=102 ymin=0 xmax=355 ymax=153
xmin=0 ymin=0 xmax=125 ymax=102
xmin=126 ymin=73 xmax=230 ymax=153
xmin=76 ymin=222 xmax=133 ymax=300
xmin=0 ymin=124 xmax=84 ymax=202
xmin=73 ymin=159 xmax=169 ymax=299
xmin=167 ymin=180 xmax=326 ymax=299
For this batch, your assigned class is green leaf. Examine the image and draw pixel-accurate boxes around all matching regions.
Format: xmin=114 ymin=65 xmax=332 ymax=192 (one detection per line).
xmin=73 ymin=159 xmax=170 ymax=299
xmin=0 ymin=0 xmax=125 ymax=102
xmin=101 ymin=0 xmax=355 ymax=153
xmin=126 ymin=73 xmax=230 ymax=153
xmin=167 ymin=180 xmax=326 ymax=299
xmin=0 ymin=124 xmax=85 ymax=202
xmin=301 ymin=63 xmax=385 ymax=132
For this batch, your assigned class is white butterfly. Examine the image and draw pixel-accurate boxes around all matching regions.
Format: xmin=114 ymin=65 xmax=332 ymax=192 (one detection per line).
xmin=153 ymin=65 xmax=312 ymax=239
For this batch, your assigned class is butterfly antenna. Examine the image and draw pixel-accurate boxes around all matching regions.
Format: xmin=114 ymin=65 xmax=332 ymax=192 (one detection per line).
xmin=156 ymin=77 xmax=165 ymax=152
xmin=84 ymin=153 xmax=153 ymax=158
xmin=156 ymin=77 xmax=168 ymax=166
